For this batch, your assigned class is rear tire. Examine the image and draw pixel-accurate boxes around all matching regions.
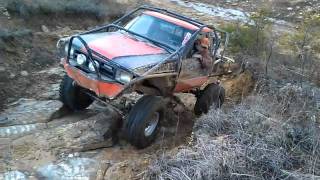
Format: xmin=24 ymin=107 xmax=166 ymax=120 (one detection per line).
xmin=194 ymin=84 xmax=225 ymax=115
xmin=125 ymin=95 xmax=165 ymax=149
xmin=59 ymin=75 xmax=94 ymax=111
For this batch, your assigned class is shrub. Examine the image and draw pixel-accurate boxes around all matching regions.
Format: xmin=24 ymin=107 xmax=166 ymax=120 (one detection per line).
xmin=222 ymin=8 xmax=272 ymax=56
xmin=223 ymin=23 xmax=257 ymax=54
xmin=277 ymin=14 xmax=320 ymax=85
xmin=4 ymin=0 xmax=124 ymax=19
xmin=146 ymin=82 xmax=320 ymax=179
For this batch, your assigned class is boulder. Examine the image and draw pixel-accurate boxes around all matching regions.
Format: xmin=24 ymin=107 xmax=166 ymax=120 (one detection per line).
xmin=0 ymin=99 xmax=63 ymax=127
xmin=37 ymin=158 xmax=99 ymax=179
xmin=103 ymin=161 xmax=135 ymax=180
xmin=40 ymin=83 xmax=60 ymax=100
xmin=41 ymin=25 xmax=50 ymax=33
xmin=20 ymin=71 xmax=29 ymax=76
xmin=0 ymin=66 xmax=5 ymax=72
xmin=0 ymin=170 xmax=28 ymax=180
xmin=11 ymin=108 xmax=122 ymax=161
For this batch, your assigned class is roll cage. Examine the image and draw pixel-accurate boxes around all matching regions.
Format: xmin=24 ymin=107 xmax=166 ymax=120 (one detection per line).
xmin=66 ymin=5 xmax=229 ymax=91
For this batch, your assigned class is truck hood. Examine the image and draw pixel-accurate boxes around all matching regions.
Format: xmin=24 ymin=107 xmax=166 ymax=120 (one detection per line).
xmin=72 ymin=31 xmax=171 ymax=73
xmin=77 ymin=31 xmax=166 ymax=60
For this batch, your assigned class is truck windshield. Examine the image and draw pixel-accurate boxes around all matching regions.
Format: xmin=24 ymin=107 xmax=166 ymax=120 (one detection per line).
xmin=125 ymin=14 xmax=193 ymax=50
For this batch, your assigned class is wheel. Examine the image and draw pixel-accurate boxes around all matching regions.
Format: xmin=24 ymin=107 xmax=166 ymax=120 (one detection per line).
xmin=194 ymin=83 xmax=225 ymax=115
xmin=125 ymin=95 xmax=165 ymax=149
xmin=59 ymin=74 xmax=94 ymax=111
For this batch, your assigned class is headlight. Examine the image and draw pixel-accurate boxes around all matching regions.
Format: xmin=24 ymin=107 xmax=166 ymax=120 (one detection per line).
xmin=88 ymin=61 xmax=99 ymax=72
xmin=76 ymin=53 xmax=87 ymax=65
xmin=116 ymin=70 xmax=133 ymax=84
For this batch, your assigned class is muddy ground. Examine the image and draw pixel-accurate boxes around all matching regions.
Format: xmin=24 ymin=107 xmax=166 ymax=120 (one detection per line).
xmin=187 ymin=0 xmax=320 ymax=23
xmin=0 ymin=0 xmax=318 ymax=179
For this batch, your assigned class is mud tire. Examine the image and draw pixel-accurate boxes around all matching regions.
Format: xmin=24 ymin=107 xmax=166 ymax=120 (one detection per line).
xmin=125 ymin=95 xmax=165 ymax=149
xmin=59 ymin=75 xmax=94 ymax=111
xmin=194 ymin=84 xmax=225 ymax=115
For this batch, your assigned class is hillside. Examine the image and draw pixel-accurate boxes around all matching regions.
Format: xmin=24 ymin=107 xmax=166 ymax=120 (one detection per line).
xmin=0 ymin=0 xmax=319 ymax=179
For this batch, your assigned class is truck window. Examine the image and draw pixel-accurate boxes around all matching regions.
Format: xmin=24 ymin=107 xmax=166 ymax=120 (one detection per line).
xmin=125 ymin=14 xmax=193 ymax=49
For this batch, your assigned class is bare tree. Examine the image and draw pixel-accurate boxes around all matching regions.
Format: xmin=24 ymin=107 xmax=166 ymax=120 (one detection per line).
xmin=250 ymin=8 xmax=272 ymax=56
xmin=264 ymin=34 xmax=276 ymax=77
xmin=294 ymin=15 xmax=317 ymax=87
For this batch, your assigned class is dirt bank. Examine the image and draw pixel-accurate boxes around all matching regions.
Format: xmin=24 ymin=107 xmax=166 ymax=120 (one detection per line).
xmin=0 ymin=0 xmax=128 ymax=110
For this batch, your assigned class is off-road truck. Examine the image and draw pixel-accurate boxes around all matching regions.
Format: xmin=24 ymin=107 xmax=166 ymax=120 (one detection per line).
xmin=57 ymin=6 xmax=233 ymax=148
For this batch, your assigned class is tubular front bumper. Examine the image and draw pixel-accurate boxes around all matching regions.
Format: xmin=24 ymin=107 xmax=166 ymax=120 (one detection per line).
xmin=62 ymin=59 xmax=125 ymax=99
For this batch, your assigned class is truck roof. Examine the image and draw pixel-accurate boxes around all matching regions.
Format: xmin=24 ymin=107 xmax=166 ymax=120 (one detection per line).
xmin=143 ymin=11 xmax=212 ymax=33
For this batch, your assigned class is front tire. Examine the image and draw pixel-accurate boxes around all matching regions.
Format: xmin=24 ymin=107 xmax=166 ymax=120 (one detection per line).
xmin=59 ymin=75 xmax=94 ymax=111
xmin=194 ymin=84 xmax=225 ymax=115
xmin=125 ymin=95 xmax=165 ymax=149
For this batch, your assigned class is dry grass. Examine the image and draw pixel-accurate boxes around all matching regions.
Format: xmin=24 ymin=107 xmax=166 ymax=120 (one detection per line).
xmin=146 ymin=82 xmax=320 ymax=179
xmin=4 ymin=0 xmax=124 ymax=19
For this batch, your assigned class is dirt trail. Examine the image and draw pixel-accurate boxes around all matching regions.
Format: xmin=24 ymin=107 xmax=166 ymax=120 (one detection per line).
xmin=0 ymin=92 xmax=200 ymax=179
xmin=0 ymin=70 xmax=253 ymax=179
xmin=0 ymin=0 xmax=256 ymax=179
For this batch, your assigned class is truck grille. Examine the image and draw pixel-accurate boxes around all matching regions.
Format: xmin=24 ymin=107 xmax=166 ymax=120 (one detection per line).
xmin=100 ymin=63 xmax=115 ymax=78
xmin=71 ymin=57 xmax=115 ymax=79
